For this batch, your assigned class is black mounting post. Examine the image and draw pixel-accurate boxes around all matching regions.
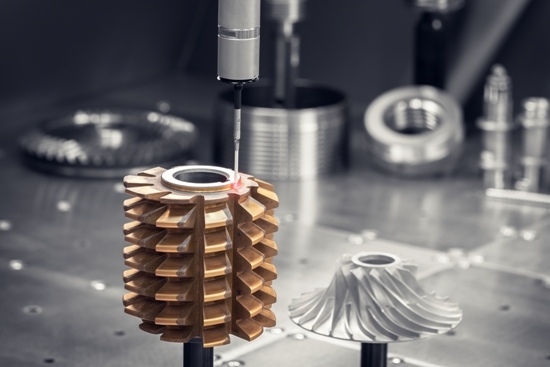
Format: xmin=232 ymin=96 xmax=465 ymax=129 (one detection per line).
xmin=360 ymin=343 xmax=388 ymax=367
xmin=183 ymin=338 xmax=213 ymax=367
xmin=414 ymin=11 xmax=448 ymax=89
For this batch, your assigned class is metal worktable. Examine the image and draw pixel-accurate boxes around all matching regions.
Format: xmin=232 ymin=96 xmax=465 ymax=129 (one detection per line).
xmin=0 ymin=74 xmax=549 ymax=367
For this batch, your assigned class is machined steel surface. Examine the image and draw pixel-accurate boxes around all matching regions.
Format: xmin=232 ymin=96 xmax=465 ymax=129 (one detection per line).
xmin=364 ymin=86 xmax=464 ymax=176
xmin=1 ymin=114 xmax=550 ymax=366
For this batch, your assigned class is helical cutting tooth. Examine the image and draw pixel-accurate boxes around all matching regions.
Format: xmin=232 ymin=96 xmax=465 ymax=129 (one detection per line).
xmin=155 ymin=304 xmax=195 ymax=326
xmin=155 ymin=232 xmax=194 ymax=253
xmin=124 ymin=272 xmax=166 ymax=298
xmin=254 ymin=214 xmax=278 ymax=234
xmin=254 ymin=286 xmax=277 ymax=306
xmin=137 ymin=167 xmax=166 ymax=177
xmin=156 ymin=255 xmax=195 ymax=278
xmin=122 ymin=292 xmax=141 ymax=306
xmin=124 ymin=175 xmax=154 ymax=187
xmin=205 ymin=228 xmax=232 ymax=253
xmin=251 ymin=186 xmax=279 ymax=210
xmin=205 ymin=204 xmax=232 ymax=229
xmin=123 ymin=168 xmax=278 ymax=346
xmin=235 ymin=270 xmax=264 ymax=295
xmin=124 ymin=197 xmax=146 ymax=211
xmin=139 ymin=321 xmax=165 ymax=335
xmin=234 ymin=319 xmax=263 ymax=341
xmin=123 ymin=268 xmax=141 ymax=282
xmin=123 ymin=245 xmax=142 ymax=259
xmin=204 ymin=278 xmax=232 ymax=302
xmin=254 ymin=262 xmax=277 ymax=282
xmin=252 ymin=178 xmax=275 ymax=192
xmin=254 ymin=238 xmax=278 ymax=258
xmin=125 ymin=227 xmax=166 ymax=250
xmin=125 ymin=201 xmax=167 ymax=225
xmin=123 ymin=220 xmax=144 ymax=235
xmin=156 ymin=206 xmax=196 ymax=229
xmin=236 ymin=246 xmax=265 ymax=271
xmin=125 ymin=251 xmax=166 ymax=274
xmin=126 ymin=186 xmax=171 ymax=201
xmin=237 ymin=222 xmax=265 ymax=247
xmin=202 ymin=326 xmax=230 ymax=347
xmin=204 ymin=253 xmax=232 ymax=278
xmin=204 ymin=302 xmax=231 ymax=326
xmin=253 ymin=309 xmax=276 ymax=327
xmin=156 ymin=280 xmax=195 ymax=302
xmin=160 ymin=327 xmax=193 ymax=343
xmin=236 ymin=295 xmax=264 ymax=319
xmin=124 ymin=294 xmax=166 ymax=322
xmin=236 ymin=196 xmax=265 ymax=222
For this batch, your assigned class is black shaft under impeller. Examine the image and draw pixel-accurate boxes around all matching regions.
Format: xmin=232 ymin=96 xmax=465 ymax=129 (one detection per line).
xmin=361 ymin=343 xmax=388 ymax=367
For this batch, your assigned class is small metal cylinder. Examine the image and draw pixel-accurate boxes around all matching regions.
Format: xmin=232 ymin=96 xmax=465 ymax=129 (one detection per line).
xmin=517 ymin=97 xmax=550 ymax=192
xmin=477 ymin=65 xmax=514 ymax=189
xmin=217 ymin=0 xmax=261 ymax=83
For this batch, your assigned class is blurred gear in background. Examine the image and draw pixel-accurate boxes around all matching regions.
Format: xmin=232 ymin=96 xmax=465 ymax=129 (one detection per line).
xmin=19 ymin=109 xmax=197 ymax=179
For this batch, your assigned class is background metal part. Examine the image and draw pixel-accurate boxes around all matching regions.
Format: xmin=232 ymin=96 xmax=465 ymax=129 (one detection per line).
xmin=215 ymin=81 xmax=348 ymax=180
xmin=517 ymin=97 xmax=550 ymax=192
xmin=19 ymin=109 xmax=197 ymax=178
xmin=477 ymin=65 xmax=515 ymax=189
xmin=364 ymin=86 xmax=464 ymax=176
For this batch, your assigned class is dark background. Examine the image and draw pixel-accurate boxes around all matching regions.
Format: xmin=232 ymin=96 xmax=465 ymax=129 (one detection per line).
xmin=0 ymin=0 xmax=549 ymax=130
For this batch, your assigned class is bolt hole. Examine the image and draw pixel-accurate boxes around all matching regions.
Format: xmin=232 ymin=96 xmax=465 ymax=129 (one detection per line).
xmin=446 ymin=330 xmax=456 ymax=336
xmin=114 ymin=331 xmax=125 ymax=336
xmin=299 ymin=258 xmax=308 ymax=265
xmin=43 ymin=358 xmax=55 ymax=364
xmin=499 ymin=305 xmax=510 ymax=311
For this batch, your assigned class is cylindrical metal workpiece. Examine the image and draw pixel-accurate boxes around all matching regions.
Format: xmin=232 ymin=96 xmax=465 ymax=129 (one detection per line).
xmin=218 ymin=0 xmax=261 ymax=83
xmin=215 ymin=81 xmax=348 ymax=180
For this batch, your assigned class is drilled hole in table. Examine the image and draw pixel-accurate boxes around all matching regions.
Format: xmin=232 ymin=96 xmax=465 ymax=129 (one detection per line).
xmin=299 ymin=258 xmax=308 ymax=265
xmin=114 ymin=331 xmax=125 ymax=336
xmin=43 ymin=358 xmax=55 ymax=364
xmin=446 ymin=330 xmax=456 ymax=336
xmin=499 ymin=305 xmax=510 ymax=311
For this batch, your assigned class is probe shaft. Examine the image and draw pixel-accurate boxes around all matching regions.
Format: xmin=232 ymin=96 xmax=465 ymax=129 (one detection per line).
xmin=233 ymin=84 xmax=243 ymax=181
